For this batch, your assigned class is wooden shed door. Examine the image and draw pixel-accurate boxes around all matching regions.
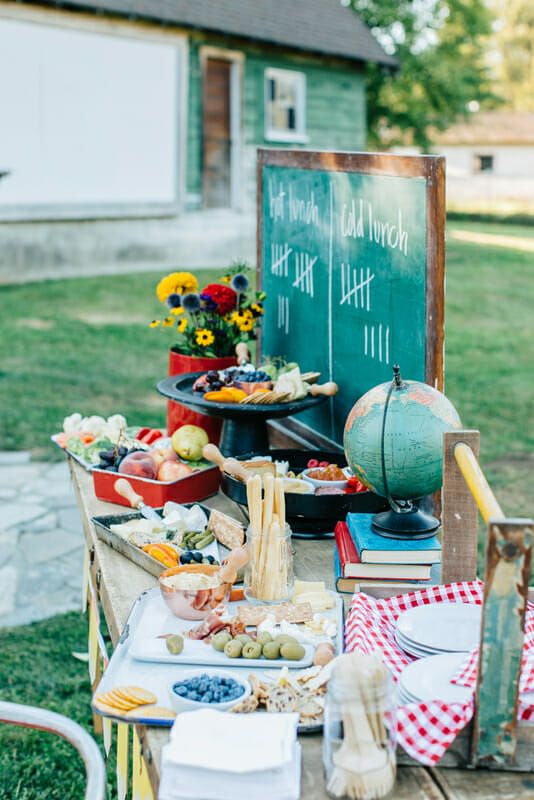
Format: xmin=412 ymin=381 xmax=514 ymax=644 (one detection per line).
xmin=203 ymin=58 xmax=232 ymax=208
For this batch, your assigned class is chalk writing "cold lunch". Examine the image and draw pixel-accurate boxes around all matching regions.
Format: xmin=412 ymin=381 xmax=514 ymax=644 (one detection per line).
xmin=341 ymin=199 xmax=409 ymax=256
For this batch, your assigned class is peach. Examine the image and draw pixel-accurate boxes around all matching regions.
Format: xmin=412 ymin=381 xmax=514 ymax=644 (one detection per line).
xmin=150 ymin=446 xmax=177 ymax=468
xmin=118 ymin=451 xmax=157 ymax=480
xmin=157 ymin=460 xmax=194 ymax=483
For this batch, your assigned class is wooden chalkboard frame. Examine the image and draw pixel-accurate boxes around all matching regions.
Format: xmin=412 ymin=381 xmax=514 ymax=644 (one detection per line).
xmin=256 ymin=148 xmax=445 ymax=448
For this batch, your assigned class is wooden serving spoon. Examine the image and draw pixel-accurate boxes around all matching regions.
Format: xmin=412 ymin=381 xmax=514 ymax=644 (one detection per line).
xmin=309 ymin=381 xmax=339 ymax=397
xmin=202 ymin=444 xmax=250 ymax=483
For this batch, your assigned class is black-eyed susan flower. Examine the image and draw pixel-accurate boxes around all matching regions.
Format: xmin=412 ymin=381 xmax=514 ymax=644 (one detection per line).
xmin=177 ymin=317 xmax=188 ymax=333
xmin=170 ymin=306 xmax=185 ymax=316
xmin=162 ymin=317 xmax=174 ymax=327
xmin=156 ymin=272 xmax=198 ymax=303
xmin=195 ymin=328 xmax=215 ymax=347
xmin=238 ymin=318 xmax=254 ymax=332
xmin=221 ymin=275 xmax=231 ymax=284
xmin=149 ymin=320 xmax=161 ymax=328
xmin=250 ymin=302 xmax=264 ymax=317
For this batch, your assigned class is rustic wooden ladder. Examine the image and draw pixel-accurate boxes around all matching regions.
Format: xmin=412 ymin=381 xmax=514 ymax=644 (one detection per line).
xmin=441 ymin=430 xmax=533 ymax=770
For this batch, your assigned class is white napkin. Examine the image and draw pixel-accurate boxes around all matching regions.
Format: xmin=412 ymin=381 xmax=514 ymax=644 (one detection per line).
xmin=166 ymin=709 xmax=299 ymax=773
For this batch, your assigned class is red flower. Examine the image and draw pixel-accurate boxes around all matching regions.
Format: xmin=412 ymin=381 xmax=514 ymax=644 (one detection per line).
xmin=201 ymin=283 xmax=237 ymax=315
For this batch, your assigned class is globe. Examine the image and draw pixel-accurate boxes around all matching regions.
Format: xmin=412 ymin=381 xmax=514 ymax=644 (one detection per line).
xmin=343 ymin=376 xmax=462 ymax=501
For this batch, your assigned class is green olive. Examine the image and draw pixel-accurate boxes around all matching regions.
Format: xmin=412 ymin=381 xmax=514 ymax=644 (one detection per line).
xmin=262 ymin=641 xmax=281 ymax=660
xmin=224 ymin=639 xmax=243 ymax=659
xmin=256 ymin=631 xmax=272 ymax=647
xmin=165 ymin=634 xmax=184 ymax=655
xmin=211 ymin=632 xmax=232 ymax=652
xmin=242 ymin=641 xmax=262 ymax=659
xmin=235 ymin=634 xmax=253 ymax=645
xmin=280 ymin=642 xmax=306 ymax=661
xmin=275 ymin=634 xmax=298 ymax=646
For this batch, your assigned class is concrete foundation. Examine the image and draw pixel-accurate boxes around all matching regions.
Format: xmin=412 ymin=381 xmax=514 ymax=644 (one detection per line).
xmin=0 ymin=209 xmax=256 ymax=284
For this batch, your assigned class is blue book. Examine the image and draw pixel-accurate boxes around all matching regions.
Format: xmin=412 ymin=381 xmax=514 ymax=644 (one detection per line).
xmin=346 ymin=513 xmax=441 ymax=565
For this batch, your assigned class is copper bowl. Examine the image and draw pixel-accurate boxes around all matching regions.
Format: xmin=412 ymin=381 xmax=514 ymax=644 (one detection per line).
xmin=159 ymin=564 xmax=230 ymax=620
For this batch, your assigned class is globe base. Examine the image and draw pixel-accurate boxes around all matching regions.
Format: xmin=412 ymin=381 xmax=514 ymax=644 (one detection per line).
xmin=371 ymin=506 xmax=440 ymax=540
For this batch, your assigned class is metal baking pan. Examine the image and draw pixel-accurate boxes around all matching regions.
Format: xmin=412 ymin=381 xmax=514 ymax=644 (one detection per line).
xmin=220 ymin=449 xmax=387 ymax=534
xmin=92 ymin=504 xmax=220 ymax=578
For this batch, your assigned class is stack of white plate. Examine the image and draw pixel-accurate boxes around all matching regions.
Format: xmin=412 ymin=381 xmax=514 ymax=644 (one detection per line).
xmin=398 ymin=653 xmax=473 ymax=705
xmin=395 ymin=603 xmax=481 ymax=659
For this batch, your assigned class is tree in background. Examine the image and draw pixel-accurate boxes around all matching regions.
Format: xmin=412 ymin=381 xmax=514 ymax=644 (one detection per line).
xmin=489 ymin=0 xmax=534 ymax=111
xmin=353 ymin=0 xmax=495 ymax=149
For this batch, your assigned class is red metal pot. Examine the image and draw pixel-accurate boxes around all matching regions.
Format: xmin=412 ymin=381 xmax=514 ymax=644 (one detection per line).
xmin=166 ymin=350 xmax=236 ymax=441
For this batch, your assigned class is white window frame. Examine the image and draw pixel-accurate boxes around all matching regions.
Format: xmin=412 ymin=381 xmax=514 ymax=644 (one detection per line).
xmin=264 ymin=67 xmax=308 ymax=144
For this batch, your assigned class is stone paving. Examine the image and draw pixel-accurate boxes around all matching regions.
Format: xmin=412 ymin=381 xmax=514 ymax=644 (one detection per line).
xmin=0 ymin=452 xmax=84 ymax=628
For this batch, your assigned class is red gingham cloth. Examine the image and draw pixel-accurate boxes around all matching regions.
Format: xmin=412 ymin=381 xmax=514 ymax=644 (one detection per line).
xmin=344 ymin=581 xmax=534 ymax=765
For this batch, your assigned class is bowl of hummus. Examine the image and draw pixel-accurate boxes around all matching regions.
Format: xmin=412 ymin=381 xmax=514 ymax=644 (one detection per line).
xmin=159 ymin=564 xmax=230 ymax=620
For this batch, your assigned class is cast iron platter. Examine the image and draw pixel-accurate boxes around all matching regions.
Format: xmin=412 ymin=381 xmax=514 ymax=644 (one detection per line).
xmin=157 ymin=372 xmax=329 ymax=456
xmin=220 ymin=449 xmax=387 ymax=538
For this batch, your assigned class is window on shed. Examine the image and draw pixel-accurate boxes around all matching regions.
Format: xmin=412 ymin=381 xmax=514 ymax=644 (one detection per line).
xmin=265 ymin=68 xmax=306 ymax=142
xmin=473 ymin=154 xmax=494 ymax=173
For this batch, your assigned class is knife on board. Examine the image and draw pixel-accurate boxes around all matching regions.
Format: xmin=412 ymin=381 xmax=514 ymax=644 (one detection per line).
xmin=113 ymin=478 xmax=163 ymax=522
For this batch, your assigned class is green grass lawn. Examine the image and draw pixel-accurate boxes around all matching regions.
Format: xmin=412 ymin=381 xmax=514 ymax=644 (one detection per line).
xmin=0 ymin=612 xmax=117 ymax=800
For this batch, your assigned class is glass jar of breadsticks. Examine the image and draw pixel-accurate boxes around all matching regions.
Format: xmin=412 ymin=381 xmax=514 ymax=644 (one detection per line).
xmin=243 ymin=473 xmax=293 ymax=604
xmin=323 ymin=653 xmax=397 ymax=800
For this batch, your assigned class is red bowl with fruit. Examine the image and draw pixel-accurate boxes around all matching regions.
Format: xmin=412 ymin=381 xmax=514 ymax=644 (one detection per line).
xmin=92 ymin=430 xmax=220 ymax=507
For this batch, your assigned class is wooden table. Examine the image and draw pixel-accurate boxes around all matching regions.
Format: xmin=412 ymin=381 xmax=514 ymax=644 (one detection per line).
xmin=70 ymin=461 xmax=534 ymax=800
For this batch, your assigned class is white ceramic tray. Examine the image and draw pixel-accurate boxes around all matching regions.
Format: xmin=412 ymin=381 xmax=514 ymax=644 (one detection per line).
xmin=92 ymin=587 xmax=344 ymax=728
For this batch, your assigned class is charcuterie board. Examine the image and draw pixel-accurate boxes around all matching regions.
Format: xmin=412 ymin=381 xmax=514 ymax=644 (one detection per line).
xmin=92 ymin=587 xmax=344 ymax=730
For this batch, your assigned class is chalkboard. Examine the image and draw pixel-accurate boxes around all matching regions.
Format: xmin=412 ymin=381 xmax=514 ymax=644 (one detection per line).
xmin=257 ymin=149 xmax=445 ymax=445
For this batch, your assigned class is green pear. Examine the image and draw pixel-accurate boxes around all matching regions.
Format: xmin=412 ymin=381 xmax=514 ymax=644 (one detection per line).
xmin=171 ymin=425 xmax=209 ymax=461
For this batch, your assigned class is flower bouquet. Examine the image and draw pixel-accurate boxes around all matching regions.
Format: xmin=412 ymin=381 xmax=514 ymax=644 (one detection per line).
xmin=150 ymin=266 xmax=265 ymax=357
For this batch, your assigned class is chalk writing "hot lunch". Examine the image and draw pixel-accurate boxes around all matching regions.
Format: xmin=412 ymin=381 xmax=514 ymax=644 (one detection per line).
xmin=341 ymin=199 xmax=408 ymax=256
xmin=268 ymin=179 xmax=320 ymax=227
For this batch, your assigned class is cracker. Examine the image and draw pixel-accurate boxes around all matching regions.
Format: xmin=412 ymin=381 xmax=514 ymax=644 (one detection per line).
xmin=266 ymin=686 xmax=297 ymax=713
xmin=113 ymin=686 xmax=157 ymax=706
xmin=124 ymin=705 xmax=176 ymax=721
xmin=297 ymin=698 xmax=323 ymax=720
xmin=104 ymin=691 xmax=138 ymax=711
xmin=237 ymin=601 xmax=313 ymax=627
xmin=93 ymin=698 xmax=129 ymax=717
xmin=230 ymin=695 xmax=259 ymax=714
xmin=207 ymin=509 xmax=245 ymax=551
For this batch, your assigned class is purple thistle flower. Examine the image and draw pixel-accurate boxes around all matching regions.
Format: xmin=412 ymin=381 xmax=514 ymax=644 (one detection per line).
xmin=231 ymin=273 xmax=249 ymax=292
xmin=166 ymin=293 xmax=182 ymax=309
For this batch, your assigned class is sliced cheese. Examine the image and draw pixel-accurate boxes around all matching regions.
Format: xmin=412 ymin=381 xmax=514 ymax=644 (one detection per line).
xmin=293 ymin=591 xmax=335 ymax=613
xmin=293 ymin=579 xmax=326 ymax=596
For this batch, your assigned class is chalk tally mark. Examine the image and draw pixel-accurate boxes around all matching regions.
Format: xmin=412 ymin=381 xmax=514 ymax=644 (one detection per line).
xmin=277 ymin=295 xmax=289 ymax=335
xmin=364 ymin=323 xmax=390 ymax=364
xmin=271 ymin=243 xmax=292 ymax=277
xmin=340 ymin=263 xmax=374 ymax=310
xmin=292 ymin=252 xmax=317 ymax=297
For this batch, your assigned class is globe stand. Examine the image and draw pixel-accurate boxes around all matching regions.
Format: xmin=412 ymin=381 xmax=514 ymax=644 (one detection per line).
xmin=371 ymin=364 xmax=440 ymax=541
xmin=371 ymin=501 xmax=440 ymax=540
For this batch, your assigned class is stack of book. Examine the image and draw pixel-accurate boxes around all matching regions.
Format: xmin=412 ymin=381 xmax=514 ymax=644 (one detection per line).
xmin=334 ymin=513 xmax=441 ymax=599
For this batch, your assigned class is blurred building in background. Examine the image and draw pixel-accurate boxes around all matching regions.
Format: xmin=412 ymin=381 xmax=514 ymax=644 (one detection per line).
xmin=0 ymin=0 xmax=394 ymax=281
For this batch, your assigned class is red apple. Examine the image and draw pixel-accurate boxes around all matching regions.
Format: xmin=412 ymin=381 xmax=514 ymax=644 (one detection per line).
xmin=157 ymin=460 xmax=194 ymax=483
xmin=118 ymin=451 xmax=157 ymax=480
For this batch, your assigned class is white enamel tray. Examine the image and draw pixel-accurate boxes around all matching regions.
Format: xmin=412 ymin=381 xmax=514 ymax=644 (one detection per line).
xmin=396 ymin=602 xmax=481 ymax=653
xmin=129 ymin=591 xmax=315 ymax=669
xmin=92 ymin=587 xmax=344 ymax=729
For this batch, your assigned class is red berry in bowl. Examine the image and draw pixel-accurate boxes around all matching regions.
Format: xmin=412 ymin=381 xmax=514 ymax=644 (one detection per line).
xmin=307 ymin=459 xmax=319 ymax=468
xmin=319 ymin=461 xmax=330 ymax=468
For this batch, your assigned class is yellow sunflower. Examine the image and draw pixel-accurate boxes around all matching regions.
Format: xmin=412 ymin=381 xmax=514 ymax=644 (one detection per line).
xmin=161 ymin=317 xmax=174 ymax=327
xmin=195 ymin=328 xmax=215 ymax=347
xmin=170 ymin=306 xmax=185 ymax=316
xmin=250 ymin=303 xmax=264 ymax=316
xmin=177 ymin=317 xmax=188 ymax=333
xmin=156 ymin=272 xmax=199 ymax=303
xmin=238 ymin=318 xmax=254 ymax=332
xmin=230 ymin=309 xmax=253 ymax=326
xmin=149 ymin=319 xmax=161 ymax=328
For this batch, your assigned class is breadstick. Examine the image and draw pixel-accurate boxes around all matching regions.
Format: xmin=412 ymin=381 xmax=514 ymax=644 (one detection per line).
xmin=262 ymin=519 xmax=281 ymax=600
xmin=261 ymin=474 xmax=275 ymax=537
xmin=274 ymin=477 xmax=286 ymax=530
xmin=247 ymin=475 xmax=263 ymax=595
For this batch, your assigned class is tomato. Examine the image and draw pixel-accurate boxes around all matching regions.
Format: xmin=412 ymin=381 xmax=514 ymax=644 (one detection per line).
xmin=347 ymin=476 xmax=367 ymax=493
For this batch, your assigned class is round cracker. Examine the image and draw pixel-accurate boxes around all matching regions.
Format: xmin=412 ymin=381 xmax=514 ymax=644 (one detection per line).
xmin=101 ymin=691 xmax=137 ymax=711
xmin=115 ymin=686 xmax=157 ymax=706
xmin=93 ymin=698 xmax=129 ymax=718
xmin=124 ymin=705 xmax=176 ymax=720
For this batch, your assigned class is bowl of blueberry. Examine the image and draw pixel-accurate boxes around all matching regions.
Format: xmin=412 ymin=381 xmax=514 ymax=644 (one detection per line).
xmin=193 ymin=366 xmax=273 ymax=397
xmin=168 ymin=670 xmax=251 ymax=712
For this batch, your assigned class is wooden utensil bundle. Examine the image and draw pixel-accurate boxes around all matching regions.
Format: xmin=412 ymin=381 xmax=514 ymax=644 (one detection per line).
xmin=246 ymin=474 xmax=290 ymax=602
xmin=327 ymin=653 xmax=396 ymax=800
